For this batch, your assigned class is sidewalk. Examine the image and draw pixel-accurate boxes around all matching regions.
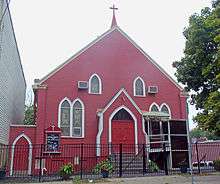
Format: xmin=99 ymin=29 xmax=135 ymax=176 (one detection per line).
xmin=27 ymin=173 xmax=220 ymax=184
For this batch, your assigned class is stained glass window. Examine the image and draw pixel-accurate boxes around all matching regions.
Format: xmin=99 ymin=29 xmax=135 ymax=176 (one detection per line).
xmin=90 ymin=75 xmax=100 ymax=94
xmin=135 ymin=78 xmax=144 ymax=96
xmin=60 ymin=100 xmax=70 ymax=136
xmin=151 ymin=104 xmax=159 ymax=112
xmin=73 ymin=101 xmax=83 ymax=137
xmin=161 ymin=105 xmax=169 ymax=114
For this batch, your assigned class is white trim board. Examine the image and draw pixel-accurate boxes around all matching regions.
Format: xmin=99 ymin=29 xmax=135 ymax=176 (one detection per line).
xmin=36 ymin=26 xmax=182 ymax=91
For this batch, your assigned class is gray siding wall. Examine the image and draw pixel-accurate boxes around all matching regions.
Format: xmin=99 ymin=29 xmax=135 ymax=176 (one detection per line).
xmin=0 ymin=0 xmax=26 ymax=145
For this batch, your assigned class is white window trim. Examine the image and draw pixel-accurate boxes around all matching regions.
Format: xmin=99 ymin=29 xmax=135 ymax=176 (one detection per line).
xmin=72 ymin=98 xmax=85 ymax=138
xmin=58 ymin=97 xmax=85 ymax=138
xmin=149 ymin=102 xmax=160 ymax=112
xmin=160 ymin=103 xmax=172 ymax=118
xmin=88 ymin=73 xmax=102 ymax=94
xmin=58 ymin=97 xmax=71 ymax=136
xmin=133 ymin=76 xmax=146 ymax=97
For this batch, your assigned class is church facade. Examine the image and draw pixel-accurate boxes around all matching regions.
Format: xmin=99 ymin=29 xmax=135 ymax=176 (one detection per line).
xmin=9 ymin=10 xmax=190 ymax=175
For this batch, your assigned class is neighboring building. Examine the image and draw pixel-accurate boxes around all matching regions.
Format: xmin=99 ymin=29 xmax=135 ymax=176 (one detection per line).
xmin=9 ymin=8 xmax=189 ymax=176
xmin=0 ymin=0 xmax=26 ymax=147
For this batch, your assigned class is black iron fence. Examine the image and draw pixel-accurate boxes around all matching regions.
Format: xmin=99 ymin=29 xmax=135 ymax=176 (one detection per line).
xmin=0 ymin=142 xmax=219 ymax=182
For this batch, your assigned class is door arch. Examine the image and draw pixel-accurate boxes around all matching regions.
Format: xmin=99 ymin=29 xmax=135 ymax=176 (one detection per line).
xmin=109 ymin=106 xmax=138 ymax=154
xmin=10 ymin=133 xmax=32 ymax=176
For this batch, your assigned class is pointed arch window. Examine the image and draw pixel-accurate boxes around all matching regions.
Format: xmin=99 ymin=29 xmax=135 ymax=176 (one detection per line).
xmin=72 ymin=100 xmax=84 ymax=137
xmin=60 ymin=100 xmax=71 ymax=136
xmin=150 ymin=104 xmax=159 ymax=112
xmin=134 ymin=77 xmax=145 ymax=96
xmin=89 ymin=74 xmax=102 ymax=94
xmin=161 ymin=104 xmax=170 ymax=115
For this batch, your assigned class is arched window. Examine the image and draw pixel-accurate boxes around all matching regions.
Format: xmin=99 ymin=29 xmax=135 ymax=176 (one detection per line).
xmin=161 ymin=104 xmax=170 ymax=115
xmin=60 ymin=100 xmax=70 ymax=136
xmin=151 ymin=104 xmax=159 ymax=112
xmin=134 ymin=77 xmax=145 ymax=96
xmin=72 ymin=100 xmax=84 ymax=137
xmin=112 ymin=109 xmax=133 ymax=120
xmin=89 ymin=74 xmax=102 ymax=94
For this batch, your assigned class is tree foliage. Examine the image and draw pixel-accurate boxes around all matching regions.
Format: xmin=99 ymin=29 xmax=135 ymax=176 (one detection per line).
xmin=190 ymin=127 xmax=220 ymax=140
xmin=173 ymin=1 xmax=220 ymax=136
xmin=23 ymin=105 xmax=35 ymax=125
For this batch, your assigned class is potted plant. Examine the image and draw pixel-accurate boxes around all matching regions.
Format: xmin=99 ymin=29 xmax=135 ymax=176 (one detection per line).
xmin=93 ymin=158 xmax=113 ymax=178
xmin=59 ymin=163 xmax=74 ymax=180
xmin=0 ymin=166 xmax=6 ymax=179
xmin=213 ymin=159 xmax=220 ymax=171
xmin=179 ymin=159 xmax=188 ymax=173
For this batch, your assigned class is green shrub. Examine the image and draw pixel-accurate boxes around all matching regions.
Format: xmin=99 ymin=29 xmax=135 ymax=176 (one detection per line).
xmin=59 ymin=163 xmax=74 ymax=180
xmin=148 ymin=160 xmax=159 ymax=172
xmin=213 ymin=159 xmax=220 ymax=171
xmin=93 ymin=158 xmax=113 ymax=174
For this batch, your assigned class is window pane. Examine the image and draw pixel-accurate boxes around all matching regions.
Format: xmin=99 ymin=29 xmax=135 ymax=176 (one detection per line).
xmin=135 ymin=79 xmax=144 ymax=96
xmin=161 ymin=105 xmax=169 ymax=114
xmin=73 ymin=101 xmax=83 ymax=137
xmin=60 ymin=100 xmax=70 ymax=136
xmin=112 ymin=109 xmax=133 ymax=120
xmin=151 ymin=105 xmax=159 ymax=112
xmin=91 ymin=76 xmax=100 ymax=93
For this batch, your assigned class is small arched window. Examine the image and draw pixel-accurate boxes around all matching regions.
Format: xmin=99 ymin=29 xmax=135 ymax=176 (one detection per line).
xmin=151 ymin=104 xmax=159 ymax=112
xmin=112 ymin=109 xmax=133 ymax=120
xmin=161 ymin=104 xmax=170 ymax=114
xmin=89 ymin=74 xmax=102 ymax=94
xmin=134 ymin=77 xmax=145 ymax=96
xmin=60 ymin=100 xmax=70 ymax=136
xmin=72 ymin=100 xmax=84 ymax=137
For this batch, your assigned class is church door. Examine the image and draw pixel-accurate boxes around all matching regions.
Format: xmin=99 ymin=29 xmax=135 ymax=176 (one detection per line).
xmin=13 ymin=137 xmax=30 ymax=175
xmin=111 ymin=109 xmax=135 ymax=153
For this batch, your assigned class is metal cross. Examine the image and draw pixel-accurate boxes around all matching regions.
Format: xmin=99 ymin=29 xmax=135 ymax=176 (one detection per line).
xmin=110 ymin=4 xmax=118 ymax=14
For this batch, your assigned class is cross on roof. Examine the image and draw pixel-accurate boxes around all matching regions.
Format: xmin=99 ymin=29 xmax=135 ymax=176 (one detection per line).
xmin=110 ymin=4 xmax=118 ymax=28
xmin=110 ymin=4 xmax=118 ymax=14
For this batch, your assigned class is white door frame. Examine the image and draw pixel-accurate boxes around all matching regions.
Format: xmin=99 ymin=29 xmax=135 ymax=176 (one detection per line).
xmin=10 ymin=133 xmax=33 ymax=176
xmin=109 ymin=105 xmax=138 ymax=154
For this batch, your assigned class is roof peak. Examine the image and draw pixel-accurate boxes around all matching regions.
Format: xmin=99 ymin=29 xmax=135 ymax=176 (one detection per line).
xmin=110 ymin=4 xmax=118 ymax=28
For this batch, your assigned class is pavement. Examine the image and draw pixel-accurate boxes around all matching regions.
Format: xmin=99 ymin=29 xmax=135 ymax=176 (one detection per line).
xmin=1 ymin=173 xmax=220 ymax=184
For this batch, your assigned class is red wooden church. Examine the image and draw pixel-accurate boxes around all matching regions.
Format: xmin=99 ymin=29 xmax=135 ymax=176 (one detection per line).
xmin=9 ymin=7 xmax=190 ymax=176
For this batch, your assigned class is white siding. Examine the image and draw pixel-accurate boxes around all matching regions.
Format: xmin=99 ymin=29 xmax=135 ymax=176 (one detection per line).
xmin=0 ymin=0 xmax=26 ymax=145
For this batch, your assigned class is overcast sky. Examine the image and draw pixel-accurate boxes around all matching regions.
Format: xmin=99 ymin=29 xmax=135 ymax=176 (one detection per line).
xmin=9 ymin=0 xmax=212 ymax=129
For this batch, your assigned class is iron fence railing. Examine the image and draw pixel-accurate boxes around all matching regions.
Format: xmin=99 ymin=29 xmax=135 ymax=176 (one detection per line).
xmin=0 ymin=142 xmax=219 ymax=182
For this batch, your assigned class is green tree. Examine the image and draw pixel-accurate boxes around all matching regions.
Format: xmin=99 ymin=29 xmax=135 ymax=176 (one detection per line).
xmin=173 ymin=0 xmax=220 ymax=136
xmin=190 ymin=127 xmax=220 ymax=140
xmin=23 ymin=105 xmax=35 ymax=125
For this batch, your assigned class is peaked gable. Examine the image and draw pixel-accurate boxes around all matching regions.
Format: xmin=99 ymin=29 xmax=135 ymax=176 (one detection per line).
xmin=37 ymin=26 xmax=182 ymax=90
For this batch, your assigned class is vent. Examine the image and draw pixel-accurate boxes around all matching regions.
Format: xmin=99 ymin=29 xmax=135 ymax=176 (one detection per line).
xmin=78 ymin=81 xmax=88 ymax=89
xmin=148 ymin=86 xmax=158 ymax=94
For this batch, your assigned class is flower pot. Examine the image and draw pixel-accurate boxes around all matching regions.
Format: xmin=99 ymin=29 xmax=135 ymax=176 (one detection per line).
xmin=61 ymin=173 xmax=71 ymax=180
xmin=180 ymin=165 xmax=188 ymax=173
xmin=101 ymin=170 xmax=109 ymax=178
xmin=0 ymin=170 xmax=6 ymax=179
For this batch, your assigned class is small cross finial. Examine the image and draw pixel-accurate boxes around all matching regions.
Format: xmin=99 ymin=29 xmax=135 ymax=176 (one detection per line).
xmin=110 ymin=4 xmax=118 ymax=15
xmin=110 ymin=4 xmax=118 ymax=28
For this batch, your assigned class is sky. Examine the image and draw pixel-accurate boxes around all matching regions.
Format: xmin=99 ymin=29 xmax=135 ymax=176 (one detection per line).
xmin=9 ymin=0 xmax=212 ymax=129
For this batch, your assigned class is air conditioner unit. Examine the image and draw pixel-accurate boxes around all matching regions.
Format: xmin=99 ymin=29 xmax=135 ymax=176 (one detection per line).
xmin=148 ymin=86 xmax=158 ymax=94
xmin=78 ymin=81 xmax=88 ymax=89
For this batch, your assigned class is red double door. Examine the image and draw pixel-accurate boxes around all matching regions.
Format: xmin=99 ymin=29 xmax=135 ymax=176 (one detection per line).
xmin=112 ymin=120 xmax=135 ymax=153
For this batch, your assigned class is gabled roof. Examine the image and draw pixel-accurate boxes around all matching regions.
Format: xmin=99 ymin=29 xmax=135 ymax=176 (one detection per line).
xmin=37 ymin=26 xmax=183 ymax=90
